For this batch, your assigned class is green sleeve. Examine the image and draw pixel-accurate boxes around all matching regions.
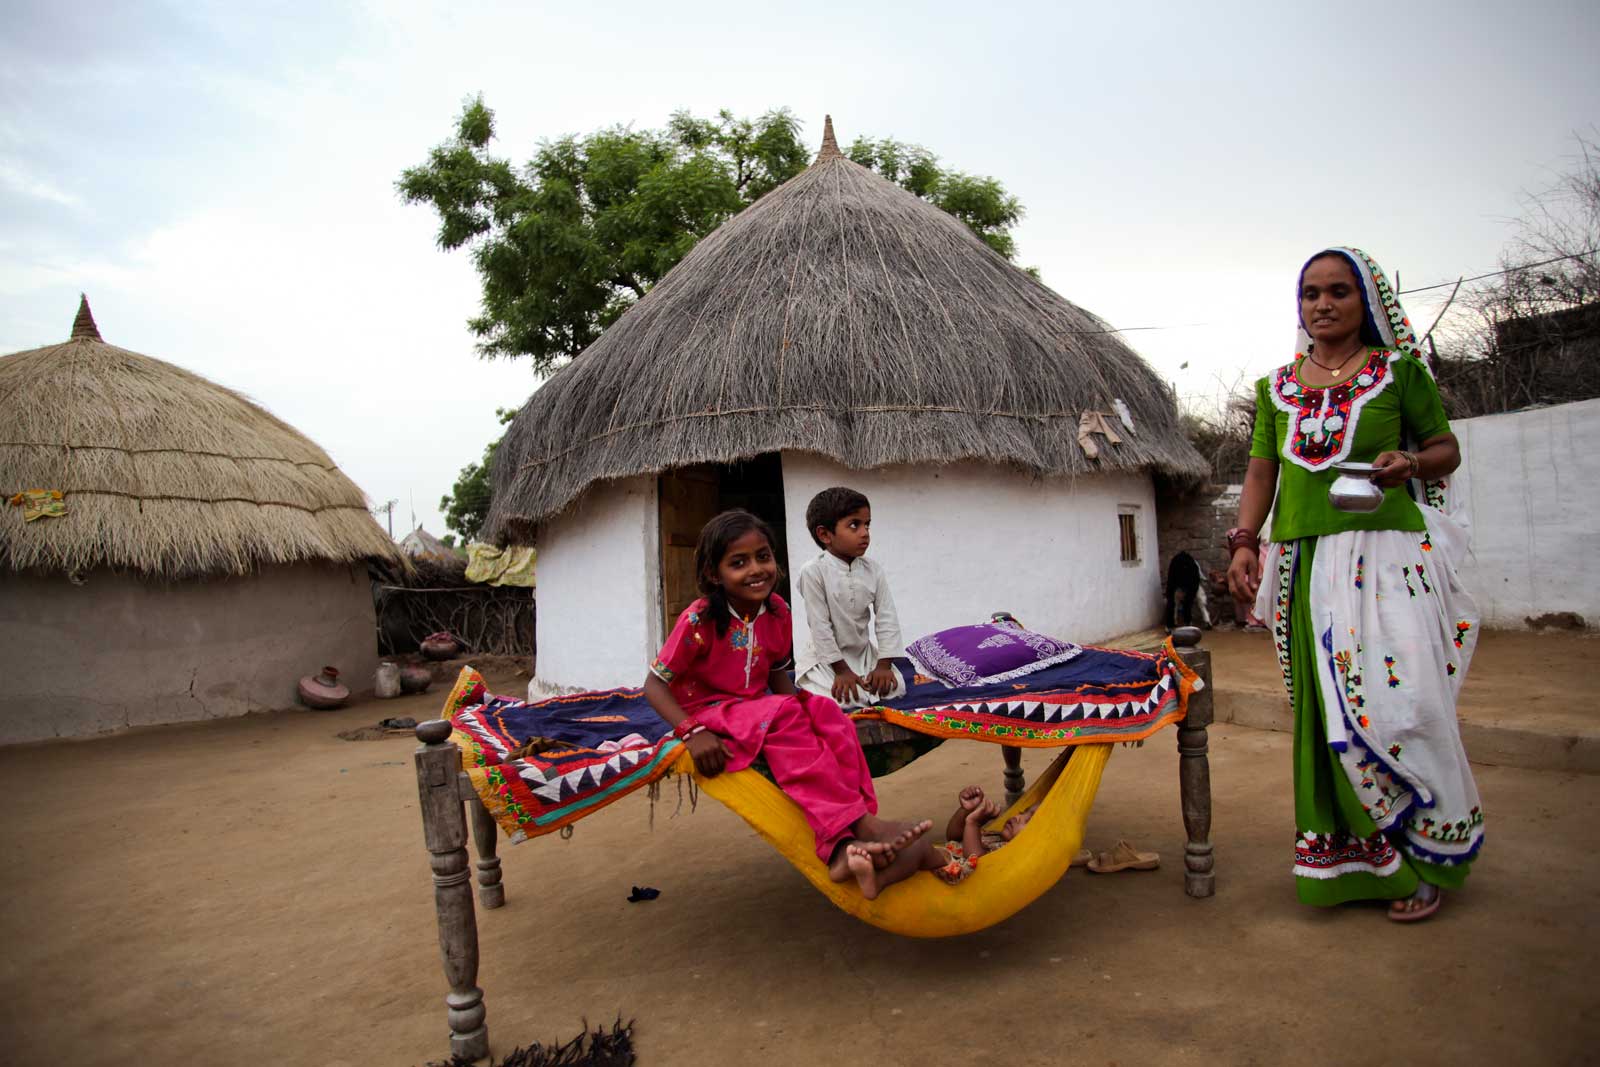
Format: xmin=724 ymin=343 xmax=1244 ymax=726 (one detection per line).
xmin=1249 ymin=377 xmax=1279 ymax=461
xmin=1398 ymin=358 xmax=1451 ymax=442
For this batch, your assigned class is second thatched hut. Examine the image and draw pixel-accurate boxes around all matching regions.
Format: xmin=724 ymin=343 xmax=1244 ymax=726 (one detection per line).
xmin=0 ymin=299 xmax=402 ymax=742
xmin=486 ymin=119 xmax=1206 ymax=690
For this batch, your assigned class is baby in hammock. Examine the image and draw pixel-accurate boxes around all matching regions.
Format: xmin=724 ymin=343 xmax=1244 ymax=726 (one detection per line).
xmin=934 ymin=785 xmax=1038 ymax=884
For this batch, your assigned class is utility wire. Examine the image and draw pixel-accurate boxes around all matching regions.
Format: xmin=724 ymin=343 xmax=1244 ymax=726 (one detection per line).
xmin=1397 ymin=248 xmax=1598 ymax=295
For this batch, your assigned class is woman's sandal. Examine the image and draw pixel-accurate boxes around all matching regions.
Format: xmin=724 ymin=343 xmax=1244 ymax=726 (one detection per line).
xmin=1086 ymin=839 xmax=1160 ymax=874
xmin=1388 ymin=884 xmax=1442 ymax=923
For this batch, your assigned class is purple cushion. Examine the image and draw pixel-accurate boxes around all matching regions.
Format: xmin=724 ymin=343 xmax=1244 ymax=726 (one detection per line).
xmin=905 ymin=621 xmax=1082 ymax=688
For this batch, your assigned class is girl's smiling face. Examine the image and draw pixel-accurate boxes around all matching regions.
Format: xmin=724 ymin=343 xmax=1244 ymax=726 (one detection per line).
xmin=711 ymin=528 xmax=777 ymax=615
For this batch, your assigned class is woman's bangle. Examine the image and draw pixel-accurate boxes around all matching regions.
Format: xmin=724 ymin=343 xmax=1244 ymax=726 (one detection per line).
xmin=1225 ymin=527 xmax=1260 ymax=555
xmin=1402 ymin=450 xmax=1420 ymax=479
xmin=672 ymin=718 xmax=707 ymax=742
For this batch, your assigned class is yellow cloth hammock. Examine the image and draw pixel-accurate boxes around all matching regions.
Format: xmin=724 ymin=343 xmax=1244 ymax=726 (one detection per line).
xmin=677 ymin=741 xmax=1111 ymax=938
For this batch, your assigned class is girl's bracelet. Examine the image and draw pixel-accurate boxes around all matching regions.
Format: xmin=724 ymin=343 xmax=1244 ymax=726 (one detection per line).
xmin=672 ymin=719 xmax=707 ymax=742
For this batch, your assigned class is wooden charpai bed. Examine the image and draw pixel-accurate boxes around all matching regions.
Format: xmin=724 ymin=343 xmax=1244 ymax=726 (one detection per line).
xmin=410 ymin=628 xmax=1217 ymax=1063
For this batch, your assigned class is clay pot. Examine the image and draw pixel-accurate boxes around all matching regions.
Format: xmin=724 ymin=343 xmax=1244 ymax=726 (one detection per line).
xmin=375 ymin=662 xmax=401 ymax=699
xmin=399 ymin=665 xmax=433 ymax=694
xmin=298 ymin=666 xmax=350 ymax=710
xmin=420 ymin=632 xmax=460 ymax=661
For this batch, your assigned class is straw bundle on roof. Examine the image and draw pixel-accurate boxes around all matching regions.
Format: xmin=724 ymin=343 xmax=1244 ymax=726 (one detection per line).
xmin=0 ymin=298 xmax=402 ymax=579
xmin=486 ymin=118 xmax=1206 ymax=542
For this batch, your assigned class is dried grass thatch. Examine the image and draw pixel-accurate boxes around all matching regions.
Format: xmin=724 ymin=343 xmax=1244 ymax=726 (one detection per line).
xmin=486 ymin=117 xmax=1206 ymax=542
xmin=0 ymin=297 xmax=403 ymax=579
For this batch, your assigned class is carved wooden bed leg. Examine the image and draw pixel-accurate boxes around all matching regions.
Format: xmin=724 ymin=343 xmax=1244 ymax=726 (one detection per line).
xmin=1002 ymin=744 xmax=1025 ymax=808
xmin=1170 ymin=628 xmax=1216 ymax=898
xmin=468 ymin=792 xmax=506 ymax=909
xmin=415 ymin=720 xmax=489 ymax=1063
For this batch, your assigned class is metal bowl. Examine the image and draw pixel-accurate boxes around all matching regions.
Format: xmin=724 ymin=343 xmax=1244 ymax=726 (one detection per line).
xmin=1329 ymin=461 xmax=1385 ymax=513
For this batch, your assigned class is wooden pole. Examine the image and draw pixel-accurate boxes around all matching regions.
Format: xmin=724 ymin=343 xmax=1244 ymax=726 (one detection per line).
xmin=415 ymin=720 xmax=489 ymax=1062
xmin=468 ymin=792 xmax=506 ymax=909
xmin=1169 ymin=627 xmax=1216 ymax=898
xmin=1001 ymin=745 xmax=1026 ymax=808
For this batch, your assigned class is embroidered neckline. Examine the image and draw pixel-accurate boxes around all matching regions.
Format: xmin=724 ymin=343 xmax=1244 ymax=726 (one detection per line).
xmin=1268 ymin=349 xmax=1395 ymax=471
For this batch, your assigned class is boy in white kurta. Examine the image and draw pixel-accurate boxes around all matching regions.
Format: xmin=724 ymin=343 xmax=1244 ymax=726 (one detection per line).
xmin=795 ymin=487 xmax=908 ymax=709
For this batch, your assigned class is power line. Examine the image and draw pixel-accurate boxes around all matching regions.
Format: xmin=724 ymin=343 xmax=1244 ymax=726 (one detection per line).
xmin=1397 ymin=248 xmax=1598 ymax=295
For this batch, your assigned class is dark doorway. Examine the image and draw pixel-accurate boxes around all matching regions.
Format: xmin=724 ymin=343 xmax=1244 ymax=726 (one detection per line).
xmin=657 ymin=454 xmax=790 ymax=636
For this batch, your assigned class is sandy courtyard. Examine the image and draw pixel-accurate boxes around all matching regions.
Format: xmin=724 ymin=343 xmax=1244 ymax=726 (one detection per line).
xmin=2 ymin=640 xmax=1598 ymax=1066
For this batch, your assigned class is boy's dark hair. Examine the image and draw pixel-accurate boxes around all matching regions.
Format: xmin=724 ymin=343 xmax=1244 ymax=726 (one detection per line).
xmin=694 ymin=508 xmax=781 ymax=636
xmin=805 ymin=487 xmax=870 ymax=548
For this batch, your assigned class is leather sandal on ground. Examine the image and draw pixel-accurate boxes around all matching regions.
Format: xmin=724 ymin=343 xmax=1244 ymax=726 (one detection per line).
xmin=1387 ymin=884 xmax=1442 ymax=923
xmin=1086 ymin=839 xmax=1160 ymax=873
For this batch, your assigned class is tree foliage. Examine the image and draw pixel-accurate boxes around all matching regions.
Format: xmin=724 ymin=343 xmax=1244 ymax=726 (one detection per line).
xmin=1434 ymin=132 xmax=1600 ymax=416
xmin=399 ymin=99 xmax=1029 ymax=373
xmin=439 ymin=407 xmax=516 ymax=543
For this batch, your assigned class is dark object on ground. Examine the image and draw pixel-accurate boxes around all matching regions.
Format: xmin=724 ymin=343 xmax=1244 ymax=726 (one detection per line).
xmin=425 ymin=1016 xmax=635 ymax=1067
xmin=626 ymin=886 xmax=660 ymax=903
xmin=422 ymin=631 xmax=463 ymax=660
xmin=1165 ymin=551 xmax=1212 ymax=629
xmin=337 ymin=717 xmax=420 ymax=742
xmin=1526 ymin=611 xmax=1586 ymax=631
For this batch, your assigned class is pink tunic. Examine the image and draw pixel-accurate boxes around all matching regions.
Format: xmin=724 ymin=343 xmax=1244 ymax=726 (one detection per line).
xmin=651 ymin=595 xmax=878 ymax=861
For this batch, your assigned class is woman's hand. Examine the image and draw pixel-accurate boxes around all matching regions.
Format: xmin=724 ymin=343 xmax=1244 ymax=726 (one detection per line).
xmin=831 ymin=669 xmax=864 ymax=704
xmin=1370 ymin=450 xmax=1416 ymax=489
xmin=1226 ymin=545 xmax=1261 ymax=604
xmin=686 ymin=730 xmax=732 ymax=777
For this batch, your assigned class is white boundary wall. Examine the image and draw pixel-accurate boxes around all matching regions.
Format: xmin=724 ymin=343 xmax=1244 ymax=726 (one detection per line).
xmin=781 ymin=453 xmax=1161 ymax=654
xmin=1452 ymin=397 xmax=1600 ymax=628
xmin=533 ymin=475 xmax=660 ymax=690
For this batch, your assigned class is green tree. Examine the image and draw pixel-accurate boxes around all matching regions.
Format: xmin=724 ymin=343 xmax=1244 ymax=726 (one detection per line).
xmin=439 ymin=407 xmax=516 ymax=543
xmin=400 ymin=99 xmax=1028 ymax=373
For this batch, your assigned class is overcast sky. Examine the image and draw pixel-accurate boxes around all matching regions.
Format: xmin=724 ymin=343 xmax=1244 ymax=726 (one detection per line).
xmin=3 ymin=1 xmax=1597 ymax=539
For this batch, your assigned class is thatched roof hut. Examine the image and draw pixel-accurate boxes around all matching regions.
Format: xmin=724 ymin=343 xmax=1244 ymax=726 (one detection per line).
xmin=487 ymin=118 xmax=1203 ymax=544
xmin=487 ymin=119 xmax=1202 ymax=692
xmin=0 ymin=300 xmax=400 ymax=743
xmin=1 ymin=297 xmax=400 ymax=578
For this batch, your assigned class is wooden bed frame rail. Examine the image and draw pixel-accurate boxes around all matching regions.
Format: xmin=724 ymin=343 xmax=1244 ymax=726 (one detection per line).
xmin=413 ymin=628 xmax=1215 ymax=1063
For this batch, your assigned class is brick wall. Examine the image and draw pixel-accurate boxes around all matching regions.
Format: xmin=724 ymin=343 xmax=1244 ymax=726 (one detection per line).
xmin=1156 ymin=483 xmax=1245 ymax=625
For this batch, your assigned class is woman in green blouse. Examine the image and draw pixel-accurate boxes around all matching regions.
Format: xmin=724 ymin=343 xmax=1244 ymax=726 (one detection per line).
xmin=1227 ymin=248 xmax=1482 ymax=923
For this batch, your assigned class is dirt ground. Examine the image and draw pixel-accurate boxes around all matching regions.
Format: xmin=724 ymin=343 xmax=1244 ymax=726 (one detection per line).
xmin=2 ymin=653 xmax=1598 ymax=1066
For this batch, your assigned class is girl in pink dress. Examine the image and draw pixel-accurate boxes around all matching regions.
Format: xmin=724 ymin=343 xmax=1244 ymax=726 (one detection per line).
xmin=643 ymin=509 xmax=933 ymax=896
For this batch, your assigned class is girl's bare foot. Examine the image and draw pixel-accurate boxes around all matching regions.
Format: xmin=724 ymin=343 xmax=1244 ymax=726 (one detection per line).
xmin=828 ymin=838 xmax=890 ymax=882
xmin=846 ymin=843 xmax=881 ymax=899
xmin=890 ymin=819 xmax=933 ymax=853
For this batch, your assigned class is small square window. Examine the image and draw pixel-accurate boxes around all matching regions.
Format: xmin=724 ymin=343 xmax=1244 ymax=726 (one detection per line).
xmin=1118 ymin=508 xmax=1140 ymax=563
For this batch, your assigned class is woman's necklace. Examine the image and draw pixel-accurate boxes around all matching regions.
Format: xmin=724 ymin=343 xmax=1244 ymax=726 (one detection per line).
xmin=1308 ymin=339 xmax=1366 ymax=375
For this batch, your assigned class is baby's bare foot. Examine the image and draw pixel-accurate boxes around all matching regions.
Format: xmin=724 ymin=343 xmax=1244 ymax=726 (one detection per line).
xmin=846 ymin=843 xmax=881 ymax=900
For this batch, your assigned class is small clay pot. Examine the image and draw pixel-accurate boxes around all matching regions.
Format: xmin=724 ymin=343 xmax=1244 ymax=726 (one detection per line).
xmin=399 ymin=665 xmax=433 ymax=694
xmin=420 ymin=633 xmax=460 ymax=661
xmin=298 ymin=666 xmax=350 ymax=710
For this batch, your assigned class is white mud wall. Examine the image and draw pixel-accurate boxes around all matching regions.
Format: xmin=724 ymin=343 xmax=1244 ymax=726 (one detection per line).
xmin=532 ymin=475 xmax=660 ymax=690
xmin=1452 ymin=397 xmax=1600 ymax=628
xmin=780 ymin=453 xmax=1162 ymax=656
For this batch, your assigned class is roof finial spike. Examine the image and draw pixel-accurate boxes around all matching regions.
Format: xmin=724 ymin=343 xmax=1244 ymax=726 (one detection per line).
xmin=70 ymin=293 xmax=102 ymax=342
xmin=815 ymin=115 xmax=842 ymax=164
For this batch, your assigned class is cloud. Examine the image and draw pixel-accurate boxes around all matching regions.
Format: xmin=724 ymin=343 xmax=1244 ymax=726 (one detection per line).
xmin=0 ymin=159 xmax=81 ymax=207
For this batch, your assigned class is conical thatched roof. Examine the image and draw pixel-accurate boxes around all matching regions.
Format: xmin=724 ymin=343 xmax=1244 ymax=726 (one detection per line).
xmin=0 ymin=297 xmax=403 ymax=579
xmin=487 ymin=118 xmax=1206 ymax=542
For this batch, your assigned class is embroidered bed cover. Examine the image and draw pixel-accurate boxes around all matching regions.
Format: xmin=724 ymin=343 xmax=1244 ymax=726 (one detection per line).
xmin=446 ymin=643 xmax=1200 ymax=844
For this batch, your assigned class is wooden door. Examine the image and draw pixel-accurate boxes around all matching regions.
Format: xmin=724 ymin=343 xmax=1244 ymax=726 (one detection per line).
xmin=658 ymin=465 xmax=721 ymax=635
